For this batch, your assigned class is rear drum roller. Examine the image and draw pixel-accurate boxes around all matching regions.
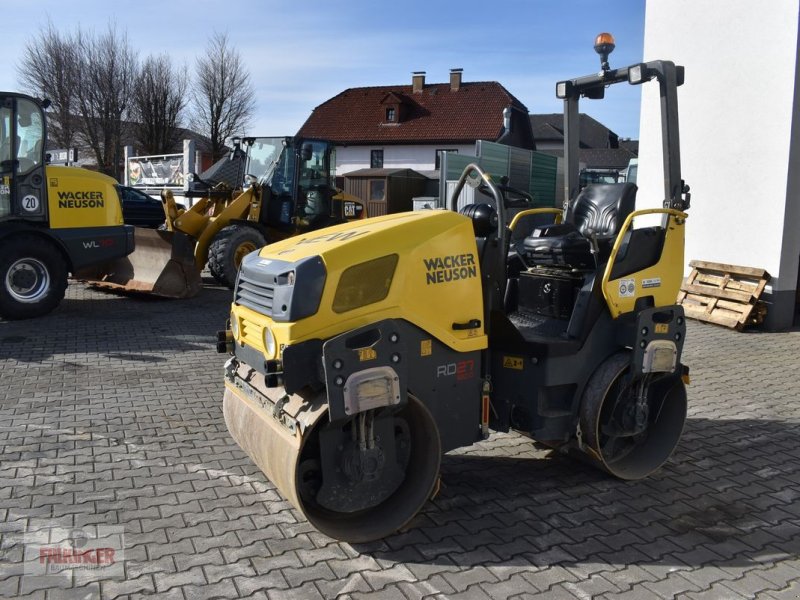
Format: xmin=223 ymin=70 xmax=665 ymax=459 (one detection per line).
xmin=579 ymin=351 xmax=686 ymax=480
xmin=208 ymin=225 xmax=266 ymax=288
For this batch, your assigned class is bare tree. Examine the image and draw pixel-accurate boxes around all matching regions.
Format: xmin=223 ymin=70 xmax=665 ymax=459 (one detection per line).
xmin=132 ymin=55 xmax=188 ymax=154
xmin=16 ymin=21 xmax=79 ymax=148
xmin=72 ymin=24 xmax=138 ymax=177
xmin=192 ymin=32 xmax=255 ymax=161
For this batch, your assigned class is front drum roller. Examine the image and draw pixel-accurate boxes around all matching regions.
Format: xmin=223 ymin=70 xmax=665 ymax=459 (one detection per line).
xmin=223 ymin=384 xmax=441 ymax=542
xmin=579 ymin=351 xmax=687 ymax=480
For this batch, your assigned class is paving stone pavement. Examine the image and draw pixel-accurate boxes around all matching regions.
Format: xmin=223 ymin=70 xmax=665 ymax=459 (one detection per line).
xmin=1 ymin=280 xmax=800 ymax=599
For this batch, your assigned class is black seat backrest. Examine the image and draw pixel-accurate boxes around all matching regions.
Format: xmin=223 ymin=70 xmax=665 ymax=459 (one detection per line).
xmin=566 ymin=183 xmax=637 ymax=238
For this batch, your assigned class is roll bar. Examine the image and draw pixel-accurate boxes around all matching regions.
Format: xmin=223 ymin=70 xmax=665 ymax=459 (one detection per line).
xmin=557 ymin=60 xmax=689 ymax=213
xmin=449 ymin=163 xmax=507 ymax=244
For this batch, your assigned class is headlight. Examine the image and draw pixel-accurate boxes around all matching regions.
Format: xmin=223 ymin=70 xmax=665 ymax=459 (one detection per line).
xmin=262 ymin=326 xmax=276 ymax=358
xmin=628 ymin=63 xmax=650 ymax=85
xmin=230 ymin=311 xmax=239 ymax=340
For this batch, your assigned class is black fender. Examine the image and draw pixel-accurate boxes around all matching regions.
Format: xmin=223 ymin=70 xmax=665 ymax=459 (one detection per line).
xmin=322 ymin=319 xmax=483 ymax=453
xmin=0 ymin=221 xmax=134 ymax=272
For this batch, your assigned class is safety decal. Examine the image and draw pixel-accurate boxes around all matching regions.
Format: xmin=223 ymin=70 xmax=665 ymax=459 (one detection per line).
xmin=502 ymin=356 xmax=524 ymax=370
xmin=618 ymin=278 xmax=635 ymax=298
xmin=358 ymin=347 xmax=377 ymax=362
xmin=655 ymin=323 xmax=669 ymax=334
xmin=0 ymin=184 xmax=9 ymax=195
xmin=420 ymin=339 xmax=432 ymax=357
xmin=642 ymin=277 xmax=662 ymax=289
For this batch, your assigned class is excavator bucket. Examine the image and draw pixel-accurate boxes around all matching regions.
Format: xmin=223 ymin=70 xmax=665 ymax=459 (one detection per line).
xmin=76 ymin=228 xmax=201 ymax=298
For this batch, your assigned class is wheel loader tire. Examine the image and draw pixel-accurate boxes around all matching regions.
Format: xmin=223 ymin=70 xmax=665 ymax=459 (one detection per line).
xmin=0 ymin=235 xmax=68 ymax=320
xmin=208 ymin=225 xmax=267 ymax=289
xmin=578 ymin=351 xmax=687 ymax=480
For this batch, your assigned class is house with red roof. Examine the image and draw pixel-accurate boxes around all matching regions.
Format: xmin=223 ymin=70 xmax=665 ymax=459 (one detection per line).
xmin=296 ymin=69 xmax=535 ymax=177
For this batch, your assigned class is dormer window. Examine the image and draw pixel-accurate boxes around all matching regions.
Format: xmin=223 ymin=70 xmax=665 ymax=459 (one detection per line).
xmin=380 ymin=92 xmax=406 ymax=124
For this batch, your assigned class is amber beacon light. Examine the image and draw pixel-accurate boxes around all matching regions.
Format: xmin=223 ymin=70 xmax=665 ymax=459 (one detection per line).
xmin=594 ymin=32 xmax=616 ymax=71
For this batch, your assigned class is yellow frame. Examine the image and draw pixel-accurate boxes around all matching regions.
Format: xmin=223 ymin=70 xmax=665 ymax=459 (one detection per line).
xmin=507 ymin=207 xmax=563 ymax=233
xmin=601 ymin=208 xmax=688 ymax=318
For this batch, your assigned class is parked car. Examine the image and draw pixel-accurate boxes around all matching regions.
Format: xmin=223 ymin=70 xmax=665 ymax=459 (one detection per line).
xmin=117 ymin=186 xmax=165 ymax=228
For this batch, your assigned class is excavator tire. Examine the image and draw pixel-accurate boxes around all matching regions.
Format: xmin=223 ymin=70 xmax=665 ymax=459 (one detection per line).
xmin=208 ymin=224 xmax=267 ymax=289
xmin=0 ymin=234 xmax=68 ymax=320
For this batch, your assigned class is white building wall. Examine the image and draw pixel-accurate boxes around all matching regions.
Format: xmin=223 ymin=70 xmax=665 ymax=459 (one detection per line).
xmin=335 ymin=144 xmax=474 ymax=176
xmin=638 ymin=0 xmax=800 ymax=328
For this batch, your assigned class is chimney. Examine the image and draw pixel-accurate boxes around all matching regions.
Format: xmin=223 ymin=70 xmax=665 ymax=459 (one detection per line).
xmin=450 ymin=68 xmax=463 ymax=91
xmin=412 ymin=71 xmax=426 ymax=93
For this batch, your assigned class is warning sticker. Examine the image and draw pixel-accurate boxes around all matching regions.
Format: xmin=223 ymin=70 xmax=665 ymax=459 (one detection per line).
xmin=420 ymin=339 xmax=432 ymax=356
xmin=502 ymin=356 xmax=524 ymax=370
xmin=618 ymin=278 xmax=636 ymax=298
xmin=358 ymin=347 xmax=377 ymax=362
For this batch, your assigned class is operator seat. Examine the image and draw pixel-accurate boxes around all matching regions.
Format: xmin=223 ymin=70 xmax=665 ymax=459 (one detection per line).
xmin=522 ymin=183 xmax=637 ymax=269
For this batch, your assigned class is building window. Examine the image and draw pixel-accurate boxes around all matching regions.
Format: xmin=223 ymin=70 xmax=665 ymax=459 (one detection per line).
xmin=370 ymin=149 xmax=384 ymax=169
xmin=386 ymin=107 xmax=396 ymax=122
xmin=435 ymin=148 xmax=457 ymax=170
xmin=369 ymin=179 xmax=386 ymax=202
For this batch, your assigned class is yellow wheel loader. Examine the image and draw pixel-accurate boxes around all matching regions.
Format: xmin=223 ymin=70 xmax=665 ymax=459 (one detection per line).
xmin=85 ymin=136 xmax=366 ymax=294
xmin=0 ymin=92 xmax=142 ymax=319
xmin=219 ymin=35 xmax=693 ymax=542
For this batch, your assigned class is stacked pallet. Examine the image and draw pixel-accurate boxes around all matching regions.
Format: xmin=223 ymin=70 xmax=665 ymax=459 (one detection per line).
xmin=677 ymin=260 xmax=770 ymax=330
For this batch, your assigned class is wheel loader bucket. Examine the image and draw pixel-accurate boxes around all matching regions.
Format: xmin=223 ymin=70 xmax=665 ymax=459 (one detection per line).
xmin=76 ymin=228 xmax=201 ymax=298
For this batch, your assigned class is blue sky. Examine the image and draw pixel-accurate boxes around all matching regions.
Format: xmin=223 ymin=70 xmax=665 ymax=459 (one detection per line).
xmin=2 ymin=0 xmax=646 ymax=140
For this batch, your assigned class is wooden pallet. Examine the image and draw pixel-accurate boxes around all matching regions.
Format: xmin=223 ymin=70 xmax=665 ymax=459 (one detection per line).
xmin=677 ymin=260 xmax=770 ymax=330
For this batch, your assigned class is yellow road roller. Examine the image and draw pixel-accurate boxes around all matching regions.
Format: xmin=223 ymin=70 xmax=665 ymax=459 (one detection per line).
xmin=219 ymin=35 xmax=692 ymax=542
